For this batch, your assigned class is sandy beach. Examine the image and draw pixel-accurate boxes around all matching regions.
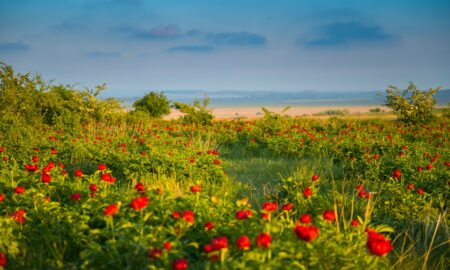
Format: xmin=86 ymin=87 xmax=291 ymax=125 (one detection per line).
xmin=164 ymin=105 xmax=390 ymax=120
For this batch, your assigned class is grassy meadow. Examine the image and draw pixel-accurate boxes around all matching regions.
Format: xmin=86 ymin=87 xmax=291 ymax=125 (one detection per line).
xmin=0 ymin=67 xmax=449 ymax=269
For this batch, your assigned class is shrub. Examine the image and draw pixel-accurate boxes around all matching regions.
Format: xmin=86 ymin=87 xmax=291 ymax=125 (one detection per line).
xmin=133 ymin=91 xmax=170 ymax=118
xmin=313 ymin=109 xmax=349 ymax=116
xmin=384 ymin=82 xmax=440 ymax=124
xmin=172 ymin=96 xmax=214 ymax=125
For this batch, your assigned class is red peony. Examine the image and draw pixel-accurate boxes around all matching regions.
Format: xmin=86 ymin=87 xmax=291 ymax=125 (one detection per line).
xmin=71 ymin=193 xmax=81 ymax=201
xmin=311 ymin=174 xmax=319 ymax=182
xmin=212 ymin=236 xmax=228 ymax=250
xmin=98 ymin=163 xmax=107 ymax=171
xmin=417 ymin=187 xmax=425 ymax=195
xmin=15 ymin=186 xmax=26 ymax=194
xmin=351 ymin=219 xmax=359 ymax=227
xmin=172 ymin=258 xmax=188 ymax=270
xmin=11 ymin=209 xmax=26 ymax=224
xmin=74 ymin=169 xmax=83 ymax=177
xmin=236 ymin=235 xmax=251 ymax=250
xmin=236 ymin=209 xmax=252 ymax=220
xmin=294 ymin=224 xmax=319 ymax=241
xmin=0 ymin=252 xmax=6 ymax=267
xmin=204 ymin=221 xmax=214 ymax=231
xmin=303 ymin=187 xmax=312 ymax=198
xmin=392 ymin=169 xmax=401 ymax=179
xmin=367 ymin=232 xmax=392 ymax=256
xmin=256 ymin=233 xmax=272 ymax=248
xmin=213 ymin=159 xmax=221 ymax=165
xmin=262 ymin=202 xmax=278 ymax=212
xmin=135 ymin=182 xmax=145 ymax=192
xmin=89 ymin=184 xmax=98 ymax=192
xmin=407 ymin=183 xmax=414 ymax=190
xmin=25 ymin=164 xmax=39 ymax=172
xmin=190 ymin=185 xmax=201 ymax=193
xmin=182 ymin=210 xmax=195 ymax=224
xmin=41 ymin=172 xmax=51 ymax=184
xmin=130 ymin=196 xmax=148 ymax=211
xmin=104 ymin=204 xmax=118 ymax=216
xmin=323 ymin=210 xmax=336 ymax=221
xmin=281 ymin=202 xmax=294 ymax=211
xmin=299 ymin=214 xmax=312 ymax=224
xmin=0 ymin=194 xmax=5 ymax=202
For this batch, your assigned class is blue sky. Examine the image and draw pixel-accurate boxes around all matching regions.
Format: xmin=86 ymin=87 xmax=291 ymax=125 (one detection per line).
xmin=0 ymin=0 xmax=449 ymax=96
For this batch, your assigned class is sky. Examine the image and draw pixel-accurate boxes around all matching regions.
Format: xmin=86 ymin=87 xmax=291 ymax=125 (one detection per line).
xmin=0 ymin=0 xmax=449 ymax=97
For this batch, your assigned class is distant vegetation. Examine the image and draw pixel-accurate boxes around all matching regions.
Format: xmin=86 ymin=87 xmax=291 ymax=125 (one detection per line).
xmin=132 ymin=91 xmax=171 ymax=118
xmin=313 ymin=109 xmax=350 ymax=116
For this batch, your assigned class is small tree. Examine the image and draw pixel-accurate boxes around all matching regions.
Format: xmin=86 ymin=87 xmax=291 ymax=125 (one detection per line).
xmin=384 ymin=82 xmax=440 ymax=124
xmin=133 ymin=91 xmax=170 ymax=118
xmin=172 ymin=96 xmax=214 ymax=125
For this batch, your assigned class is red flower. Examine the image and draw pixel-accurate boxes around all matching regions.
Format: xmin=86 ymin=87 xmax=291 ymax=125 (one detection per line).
xmin=323 ymin=210 xmax=336 ymax=221
xmin=104 ymin=204 xmax=118 ymax=216
xmin=0 ymin=252 xmax=6 ymax=267
xmin=356 ymin=184 xmax=364 ymax=191
xmin=41 ymin=172 xmax=51 ymax=184
xmin=32 ymin=155 xmax=39 ymax=163
xmin=303 ymin=187 xmax=312 ymax=198
xmin=262 ymin=202 xmax=278 ymax=212
xmin=135 ymin=182 xmax=145 ymax=192
xmin=51 ymin=148 xmax=57 ymax=155
xmin=204 ymin=244 xmax=213 ymax=253
xmin=417 ymin=166 xmax=423 ymax=172
xmin=445 ymin=161 xmax=450 ymax=167
xmin=101 ymin=173 xmax=116 ymax=183
xmin=75 ymin=169 xmax=83 ymax=177
xmin=367 ymin=232 xmax=392 ymax=256
xmin=182 ymin=210 xmax=195 ymax=224
xmin=373 ymin=154 xmax=379 ymax=160
xmin=15 ymin=186 xmax=26 ymax=194
xmin=172 ymin=258 xmax=188 ymax=270
xmin=417 ymin=188 xmax=425 ymax=195
xmin=164 ymin=242 xmax=171 ymax=251
xmin=25 ymin=164 xmax=39 ymax=172
xmin=358 ymin=190 xmax=366 ymax=198
xmin=299 ymin=214 xmax=312 ymax=224
xmin=281 ymin=202 xmax=294 ymax=211
xmin=0 ymin=194 xmax=5 ymax=202
xmin=213 ymin=159 xmax=221 ymax=165
xmin=130 ymin=196 xmax=148 ymax=211
xmin=98 ymin=163 xmax=107 ymax=171
xmin=392 ymin=169 xmax=401 ymax=179
xmin=172 ymin=211 xmax=181 ymax=218
xmin=89 ymin=184 xmax=98 ymax=192
xmin=190 ymin=185 xmax=201 ymax=193
xmin=426 ymin=163 xmax=433 ymax=170
xmin=204 ymin=221 xmax=214 ymax=230
xmin=351 ymin=219 xmax=359 ymax=227
xmin=212 ymin=236 xmax=228 ymax=250
xmin=71 ymin=193 xmax=81 ymax=201
xmin=0 ymin=147 xmax=4 ymax=153
xmin=11 ymin=209 xmax=26 ymax=224
xmin=148 ymin=248 xmax=162 ymax=259
xmin=294 ymin=224 xmax=319 ymax=241
xmin=407 ymin=183 xmax=414 ymax=190
xmin=311 ymin=174 xmax=319 ymax=182
xmin=255 ymin=233 xmax=272 ymax=248
xmin=236 ymin=209 xmax=252 ymax=220
xmin=236 ymin=235 xmax=251 ymax=250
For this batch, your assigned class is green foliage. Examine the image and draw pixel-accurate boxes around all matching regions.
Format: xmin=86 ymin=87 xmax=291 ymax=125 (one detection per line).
xmin=256 ymin=106 xmax=290 ymax=134
xmin=172 ymin=96 xmax=214 ymax=125
xmin=384 ymin=82 xmax=440 ymax=124
xmin=133 ymin=91 xmax=170 ymax=118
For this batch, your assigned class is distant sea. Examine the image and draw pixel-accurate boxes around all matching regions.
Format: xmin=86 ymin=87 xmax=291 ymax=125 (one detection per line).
xmin=118 ymin=90 xmax=450 ymax=108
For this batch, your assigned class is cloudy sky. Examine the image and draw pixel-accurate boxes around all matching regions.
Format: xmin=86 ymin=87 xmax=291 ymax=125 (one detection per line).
xmin=1 ymin=0 xmax=449 ymax=96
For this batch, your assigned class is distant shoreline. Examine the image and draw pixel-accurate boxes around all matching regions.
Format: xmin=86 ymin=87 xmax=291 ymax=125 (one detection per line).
xmin=164 ymin=105 xmax=391 ymax=120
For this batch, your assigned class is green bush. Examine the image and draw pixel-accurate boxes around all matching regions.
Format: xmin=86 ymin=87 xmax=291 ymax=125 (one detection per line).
xmin=132 ymin=91 xmax=170 ymax=118
xmin=384 ymin=82 xmax=440 ymax=124
xmin=172 ymin=96 xmax=214 ymax=125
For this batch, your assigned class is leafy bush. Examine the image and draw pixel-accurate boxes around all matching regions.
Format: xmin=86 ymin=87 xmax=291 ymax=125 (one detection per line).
xmin=256 ymin=107 xmax=290 ymax=134
xmin=133 ymin=91 xmax=170 ymax=118
xmin=384 ymin=82 xmax=440 ymax=124
xmin=172 ymin=96 xmax=214 ymax=125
